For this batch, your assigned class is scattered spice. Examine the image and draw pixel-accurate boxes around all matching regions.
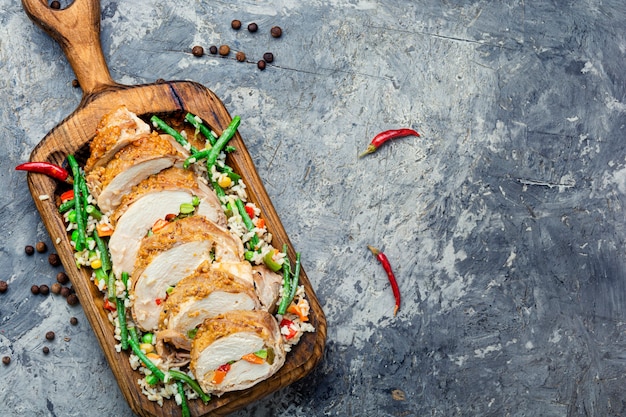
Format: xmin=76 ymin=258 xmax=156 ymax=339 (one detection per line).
xmin=191 ymin=45 xmax=204 ymax=57
xmin=218 ymin=45 xmax=230 ymax=56
xmin=367 ymin=245 xmax=401 ymax=316
xmin=257 ymin=60 xmax=266 ymax=70
xmin=67 ymin=294 xmax=79 ymax=306
xmin=36 ymin=241 xmax=48 ymax=253
xmin=209 ymin=45 xmax=218 ymax=55
xmin=45 ymin=331 xmax=55 ymax=341
xmin=48 ymin=253 xmax=61 ymax=266
xmin=25 ymin=245 xmax=35 ymax=256
xmin=2 ymin=356 xmax=10 ymax=365
xmin=270 ymin=26 xmax=283 ymax=38
xmin=231 ymin=19 xmax=242 ymax=30
xmin=70 ymin=317 xmax=78 ymax=326
xmin=71 ymin=79 xmax=80 ymax=88
xmin=51 ymin=283 xmax=62 ymax=294
xmin=31 ymin=285 xmax=40 ymax=295
xmin=155 ymin=78 xmax=166 ymax=84
xmin=39 ymin=284 xmax=50 ymax=296
xmin=0 ymin=280 xmax=7 ymax=293
xmin=60 ymin=287 xmax=71 ymax=298
xmin=56 ymin=272 xmax=69 ymax=284
xmin=359 ymin=128 xmax=420 ymax=157
xmin=42 ymin=346 xmax=50 ymax=355
xmin=263 ymin=52 xmax=274 ymax=63
xmin=50 ymin=1 xmax=60 ymax=10
xmin=247 ymin=22 xmax=258 ymax=33
xmin=236 ymin=51 xmax=246 ymax=62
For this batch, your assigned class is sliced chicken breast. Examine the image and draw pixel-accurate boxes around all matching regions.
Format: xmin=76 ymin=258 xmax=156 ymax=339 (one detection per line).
xmin=190 ymin=310 xmax=285 ymax=396
xmin=130 ymin=216 xmax=244 ymax=331
xmin=157 ymin=263 xmax=260 ymax=351
xmin=108 ymin=168 xmax=226 ymax=276
xmin=86 ymin=132 xmax=182 ymax=212
xmin=85 ymin=106 xmax=151 ymax=172
xmin=252 ymin=264 xmax=283 ymax=313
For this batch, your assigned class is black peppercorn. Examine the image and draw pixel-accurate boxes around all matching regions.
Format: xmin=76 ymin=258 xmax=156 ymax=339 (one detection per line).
xmin=270 ymin=26 xmax=282 ymax=38
xmin=231 ymin=19 xmax=242 ymax=30
xmin=247 ymin=22 xmax=258 ymax=33
xmin=70 ymin=317 xmax=78 ymax=325
xmin=56 ymin=272 xmax=69 ymax=284
xmin=25 ymin=245 xmax=35 ymax=256
xmin=42 ymin=346 xmax=50 ymax=355
xmin=45 ymin=331 xmax=55 ymax=341
xmin=257 ymin=60 xmax=266 ymax=70
xmin=2 ymin=356 xmax=10 ymax=365
xmin=263 ymin=52 xmax=274 ymax=63
xmin=67 ymin=294 xmax=79 ymax=306
xmin=0 ymin=281 xmax=7 ymax=293
xmin=48 ymin=253 xmax=61 ymax=266
xmin=209 ymin=45 xmax=218 ymax=55
xmin=191 ymin=45 xmax=204 ymax=57
xmin=39 ymin=284 xmax=50 ymax=296
xmin=31 ymin=285 xmax=40 ymax=295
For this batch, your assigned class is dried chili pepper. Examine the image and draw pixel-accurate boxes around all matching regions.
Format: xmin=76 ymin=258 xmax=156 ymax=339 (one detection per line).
xmin=367 ymin=245 xmax=401 ymax=316
xmin=15 ymin=161 xmax=73 ymax=183
xmin=358 ymin=128 xmax=420 ymax=157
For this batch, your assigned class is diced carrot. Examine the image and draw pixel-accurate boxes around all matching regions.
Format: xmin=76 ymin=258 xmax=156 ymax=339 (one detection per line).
xmin=287 ymin=303 xmax=309 ymax=322
xmin=256 ymin=218 xmax=265 ymax=229
xmin=146 ymin=352 xmax=160 ymax=361
xmin=244 ymin=204 xmax=255 ymax=219
xmin=103 ymin=299 xmax=116 ymax=312
xmin=211 ymin=363 xmax=231 ymax=384
xmin=60 ymin=189 xmax=74 ymax=202
xmin=241 ymin=353 xmax=265 ymax=365
xmin=96 ymin=223 xmax=114 ymax=237
xmin=151 ymin=219 xmax=169 ymax=234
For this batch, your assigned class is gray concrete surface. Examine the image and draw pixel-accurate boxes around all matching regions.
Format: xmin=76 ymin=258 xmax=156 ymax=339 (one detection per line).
xmin=2 ymin=0 xmax=626 ymax=416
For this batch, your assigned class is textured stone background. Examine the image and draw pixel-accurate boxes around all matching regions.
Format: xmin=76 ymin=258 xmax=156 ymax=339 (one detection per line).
xmin=2 ymin=1 xmax=626 ymax=416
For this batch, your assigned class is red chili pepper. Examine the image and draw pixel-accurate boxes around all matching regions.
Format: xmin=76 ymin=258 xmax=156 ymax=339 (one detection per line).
xmin=244 ymin=204 xmax=255 ymax=219
xmin=367 ymin=245 xmax=401 ymax=316
xmin=280 ymin=318 xmax=297 ymax=339
xmin=15 ymin=161 xmax=73 ymax=184
xmin=358 ymin=128 xmax=420 ymax=157
xmin=60 ymin=189 xmax=75 ymax=202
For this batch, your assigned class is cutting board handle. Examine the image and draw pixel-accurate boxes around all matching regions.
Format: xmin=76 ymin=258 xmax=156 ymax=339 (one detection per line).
xmin=21 ymin=0 xmax=118 ymax=96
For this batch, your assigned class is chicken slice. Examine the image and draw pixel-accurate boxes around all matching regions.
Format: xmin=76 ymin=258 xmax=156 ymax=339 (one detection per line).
xmin=190 ymin=310 xmax=285 ymax=396
xmin=108 ymin=167 xmax=226 ymax=276
xmin=86 ymin=132 xmax=182 ymax=212
xmin=211 ymin=261 xmax=254 ymax=287
xmin=157 ymin=263 xmax=260 ymax=351
xmin=85 ymin=106 xmax=151 ymax=172
xmin=130 ymin=216 xmax=244 ymax=331
xmin=252 ymin=264 xmax=283 ymax=313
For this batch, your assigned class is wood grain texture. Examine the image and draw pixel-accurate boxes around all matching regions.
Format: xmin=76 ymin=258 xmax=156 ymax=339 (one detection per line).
xmin=21 ymin=0 xmax=326 ymax=415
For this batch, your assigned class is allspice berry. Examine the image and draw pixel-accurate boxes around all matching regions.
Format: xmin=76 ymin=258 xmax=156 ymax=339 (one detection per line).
xmin=36 ymin=241 xmax=47 ymax=253
xmin=2 ymin=356 xmax=10 ymax=365
xmin=67 ymin=294 xmax=79 ymax=306
xmin=209 ymin=45 xmax=218 ymax=55
xmin=0 ymin=280 xmax=8 ymax=293
xmin=191 ymin=45 xmax=204 ymax=57
xmin=45 ymin=331 xmax=55 ymax=341
xmin=50 ymin=1 xmax=60 ymax=9
xmin=48 ymin=253 xmax=61 ymax=267
xmin=247 ymin=22 xmax=258 ymax=33
xmin=270 ymin=26 xmax=282 ymax=38
xmin=236 ymin=51 xmax=246 ymax=62
xmin=231 ymin=19 xmax=242 ymax=30
xmin=218 ymin=45 xmax=230 ymax=56
xmin=257 ymin=60 xmax=266 ymax=70
xmin=56 ymin=272 xmax=69 ymax=284
xmin=263 ymin=52 xmax=274 ymax=63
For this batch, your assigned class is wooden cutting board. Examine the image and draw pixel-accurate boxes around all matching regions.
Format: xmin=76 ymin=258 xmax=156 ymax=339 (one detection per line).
xmin=20 ymin=0 xmax=327 ymax=416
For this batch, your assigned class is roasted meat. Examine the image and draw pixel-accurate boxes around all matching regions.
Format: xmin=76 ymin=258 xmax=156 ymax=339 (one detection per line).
xmin=190 ymin=310 xmax=286 ymax=396
xmin=251 ymin=264 xmax=283 ymax=313
xmin=157 ymin=263 xmax=260 ymax=351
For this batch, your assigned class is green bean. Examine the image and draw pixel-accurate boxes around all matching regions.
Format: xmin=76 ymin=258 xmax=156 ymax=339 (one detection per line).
xmin=66 ymin=156 xmax=86 ymax=251
xmin=185 ymin=112 xmax=216 ymax=146
xmin=86 ymin=205 xmax=102 ymax=220
xmin=116 ymin=297 xmax=128 ymax=350
xmin=234 ymin=198 xmax=260 ymax=251
xmin=176 ymin=381 xmax=191 ymax=417
xmin=127 ymin=327 xmax=165 ymax=381
xmin=206 ymin=116 xmax=240 ymax=172
xmin=277 ymin=245 xmax=292 ymax=315
xmin=121 ymin=272 xmax=129 ymax=290
xmin=169 ymin=370 xmax=211 ymax=404
xmin=107 ymin=270 xmax=116 ymax=301
xmin=287 ymin=252 xmax=302 ymax=304
xmin=93 ymin=232 xmax=111 ymax=272
xmin=58 ymin=199 xmax=75 ymax=213
xmin=150 ymin=115 xmax=198 ymax=154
